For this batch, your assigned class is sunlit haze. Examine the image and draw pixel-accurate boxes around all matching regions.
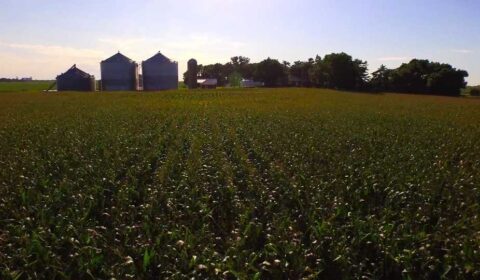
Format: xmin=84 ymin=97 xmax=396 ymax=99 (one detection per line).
xmin=0 ymin=0 xmax=479 ymax=84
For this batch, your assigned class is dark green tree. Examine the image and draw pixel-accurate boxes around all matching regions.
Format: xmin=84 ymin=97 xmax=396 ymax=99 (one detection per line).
xmin=370 ymin=65 xmax=392 ymax=92
xmin=200 ymin=63 xmax=227 ymax=86
xmin=322 ymin=53 xmax=360 ymax=90
xmin=388 ymin=59 xmax=468 ymax=96
xmin=183 ymin=63 xmax=202 ymax=88
xmin=427 ymin=66 xmax=468 ymax=96
xmin=470 ymin=87 xmax=480 ymax=96
xmin=353 ymin=59 xmax=369 ymax=90
xmin=254 ymin=58 xmax=288 ymax=87
xmin=290 ymin=59 xmax=314 ymax=87
xmin=309 ymin=55 xmax=328 ymax=87
xmin=230 ymin=56 xmax=254 ymax=78
xmin=389 ymin=59 xmax=431 ymax=93
xmin=228 ymin=72 xmax=242 ymax=87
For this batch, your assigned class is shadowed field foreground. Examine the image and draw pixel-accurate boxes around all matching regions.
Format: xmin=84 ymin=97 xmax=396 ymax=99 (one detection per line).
xmin=0 ymin=88 xmax=479 ymax=279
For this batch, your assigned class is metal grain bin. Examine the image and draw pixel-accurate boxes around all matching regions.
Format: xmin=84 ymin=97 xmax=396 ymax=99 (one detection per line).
xmin=100 ymin=52 xmax=139 ymax=91
xmin=142 ymin=52 xmax=178 ymax=91
xmin=56 ymin=64 xmax=95 ymax=91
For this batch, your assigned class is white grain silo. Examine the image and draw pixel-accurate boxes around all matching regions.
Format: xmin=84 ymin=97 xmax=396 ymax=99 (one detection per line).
xmin=100 ymin=52 xmax=139 ymax=91
xmin=142 ymin=52 xmax=178 ymax=91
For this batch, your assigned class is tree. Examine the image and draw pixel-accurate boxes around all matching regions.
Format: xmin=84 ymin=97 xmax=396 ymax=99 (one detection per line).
xmin=231 ymin=56 xmax=250 ymax=66
xmin=388 ymin=59 xmax=468 ymax=96
xmin=183 ymin=71 xmax=189 ymax=87
xmin=185 ymin=55 xmax=468 ymax=96
xmin=183 ymin=64 xmax=202 ymax=88
xmin=221 ymin=63 xmax=235 ymax=84
xmin=427 ymin=66 xmax=468 ymax=96
xmin=254 ymin=58 xmax=288 ymax=87
xmin=228 ymin=72 xmax=242 ymax=87
xmin=290 ymin=59 xmax=314 ymax=87
xmin=470 ymin=87 xmax=480 ymax=96
xmin=230 ymin=56 xmax=253 ymax=78
xmin=370 ymin=65 xmax=392 ymax=92
xmin=241 ymin=63 xmax=257 ymax=79
xmin=389 ymin=59 xmax=431 ymax=94
xmin=353 ymin=59 xmax=369 ymax=90
xmin=187 ymin=57 xmax=256 ymax=87
xmin=321 ymin=53 xmax=368 ymax=90
xmin=200 ymin=63 xmax=227 ymax=86
xmin=309 ymin=56 xmax=328 ymax=87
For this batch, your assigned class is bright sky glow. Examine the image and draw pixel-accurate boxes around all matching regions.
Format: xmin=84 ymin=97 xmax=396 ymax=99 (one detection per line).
xmin=0 ymin=0 xmax=479 ymax=84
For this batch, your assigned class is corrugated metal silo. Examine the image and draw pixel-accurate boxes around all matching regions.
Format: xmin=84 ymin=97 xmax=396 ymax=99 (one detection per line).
xmin=100 ymin=52 xmax=139 ymax=91
xmin=56 ymin=64 xmax=95 ymax=91
xmin=142 ymin=52 xmax=178 ymax=91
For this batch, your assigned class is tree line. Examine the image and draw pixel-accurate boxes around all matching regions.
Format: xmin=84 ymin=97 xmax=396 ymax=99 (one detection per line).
xmin=184 ymin=53 xmax=469 ymax=96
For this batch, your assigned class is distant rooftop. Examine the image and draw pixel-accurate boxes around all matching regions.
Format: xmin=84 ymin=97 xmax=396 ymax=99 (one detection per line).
xmin=198 ymin=78 xmax=218 ymax=86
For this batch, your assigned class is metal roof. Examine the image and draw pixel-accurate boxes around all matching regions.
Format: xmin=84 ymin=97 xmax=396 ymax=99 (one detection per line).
xmin=102 ymin=52 xmax=136 ymax=64
xmin=57 ymin=64 xmax=93 ymax=78
xmin=143 ymin=52 xmax=176 ymax=64
xmin=198 ymin=78 xmax=218 ymax=86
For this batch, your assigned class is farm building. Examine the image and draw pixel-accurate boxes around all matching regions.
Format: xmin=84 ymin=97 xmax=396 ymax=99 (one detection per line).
xmin=142 ymin=52 xmax=178 ymax=90
xmin=198 ymin=79 xmax=218 ymax=89
xmin=241 ymin=79 xmax=264 ymax=88
xmin=56 ymin=64 xmax=95 ymax=91
xmin=100 ymin=52 xmax=139 ymax=91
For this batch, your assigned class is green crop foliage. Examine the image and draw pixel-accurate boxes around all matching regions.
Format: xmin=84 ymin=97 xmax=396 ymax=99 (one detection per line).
xmin=0 ymin=88 xmax=479 ymax=279
xmin=0 ymin=81 xmax=53 ymax=92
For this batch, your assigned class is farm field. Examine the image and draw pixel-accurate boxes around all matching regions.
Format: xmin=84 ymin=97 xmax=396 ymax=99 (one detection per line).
xmin=0 ymin=88 xmax=479 ymax=279
xmin=0 ymin=81 xmax=53 ymax=92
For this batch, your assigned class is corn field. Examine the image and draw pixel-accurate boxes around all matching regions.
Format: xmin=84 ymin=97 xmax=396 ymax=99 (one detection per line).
xmin=0 ymin=88 xmax=479 ymax=279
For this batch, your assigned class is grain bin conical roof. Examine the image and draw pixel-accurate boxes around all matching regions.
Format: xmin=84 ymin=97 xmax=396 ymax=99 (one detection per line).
xmin=144 ymin=52 xmax=175 ymax=64
xmin=102 ymin=52 xmax=135 ymax=63
xmin=57 ymin=64 xmax=92 ymax=79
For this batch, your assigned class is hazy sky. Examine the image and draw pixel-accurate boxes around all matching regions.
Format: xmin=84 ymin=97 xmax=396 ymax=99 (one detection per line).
xmin=0 ymin=0 xmax=479 ymax=84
